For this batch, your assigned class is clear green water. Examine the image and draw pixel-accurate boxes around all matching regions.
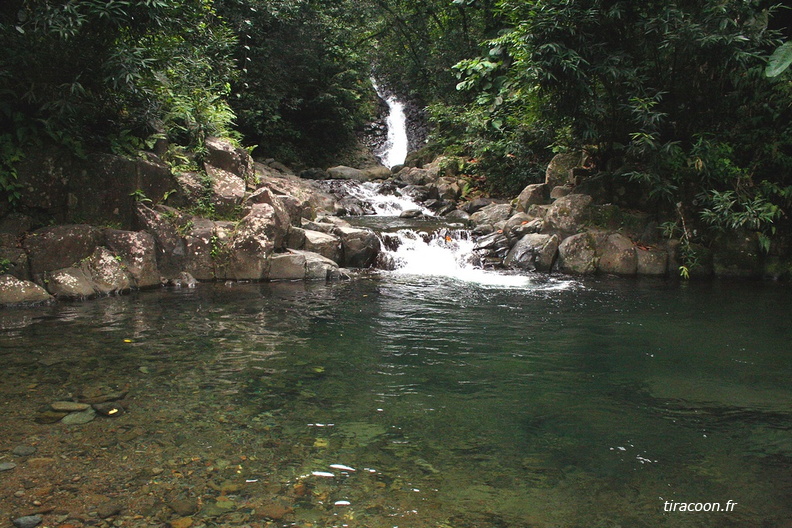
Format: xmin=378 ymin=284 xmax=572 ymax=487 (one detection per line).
xmin=1 ymin=276 xmax=791 ymax=527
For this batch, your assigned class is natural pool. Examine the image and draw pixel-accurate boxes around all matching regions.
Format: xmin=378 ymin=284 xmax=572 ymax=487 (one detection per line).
xmin=1 ymin=275 xmax=790 ymax=527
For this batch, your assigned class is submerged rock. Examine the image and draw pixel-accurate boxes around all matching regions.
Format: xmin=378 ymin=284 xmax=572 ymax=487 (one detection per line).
xmin=0 ymin=275 xmax=53 ymax=306
xmin=12 ymin=515 xmax=42 ymax=528
xmin=61 ymin=407 xmax=97 ymax=425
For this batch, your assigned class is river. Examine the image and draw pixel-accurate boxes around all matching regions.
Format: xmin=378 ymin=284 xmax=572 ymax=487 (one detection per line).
xmin=1 ymin=274 xmax=790 ymax=527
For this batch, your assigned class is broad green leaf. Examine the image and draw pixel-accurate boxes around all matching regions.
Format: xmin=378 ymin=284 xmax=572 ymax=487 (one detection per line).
xmin=765 ymin=41 xmax=792 ymax=78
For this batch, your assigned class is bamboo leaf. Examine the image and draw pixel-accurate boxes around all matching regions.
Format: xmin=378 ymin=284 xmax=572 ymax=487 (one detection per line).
xmin=765 ymin=41 xmax=792 ymax=78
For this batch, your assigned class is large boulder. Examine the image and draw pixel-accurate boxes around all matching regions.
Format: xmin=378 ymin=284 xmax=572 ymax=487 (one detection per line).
xmin=0 ymin=246 xmax=29 ymax=280
xmin=636 ymin=246 xmax=668 ymax=276
xmin=0 ymin=275 xmax=53 ymax=306
xmin=470 ymin=203 xmax=512 ymax=227
xmin=44 ymin=267 xmax=97 ymax=299
xmin=544 ymin=194 xmax=593 ymax=236
xmin=134 ymin=204 xmax=186 ymax=278
xmin=504 ymin=234 xmax=559 ymax=272
xmin=183 ymin=218 xmax=217 ymax=280
xmin=515 ymin=184 xmax=549 ymax=212
xmin=204 ymin=137 xmax=254 ymax=181
xmin=255 ymin=162 xmax=336 ymax=217
xmin=23 ymin=225 xmax=104 ymax=280
xmin=557 ymin=232 xmax=600 ymax=275
xmin=395 ymin=167 xmax=440 ymax=186
xmin=204 ymin=165 xmax=246 ymax=215
xmin=335 ymin=226 xmax=381 ymax=268
xmin=327 ymin=166 xmax=368 ymax=181
xmin=245 ymin=188 xmax=293 ymax=227
xmin=598 ymin=233 xmax=637 ymax=275
xmin=303 ymin=230 xmax=342 ymax=263
xmin=227 ymin=203 xmax=288 ymax=280
xmin=545 ymin=152 xmax=583 ymax=188
xmin=81 ymin=247 xmax=134 ymax=294
xmin=269 ymin=250 xmax=342 ymax=281
xmin=104 ymin=230 xmax=160 ymax=288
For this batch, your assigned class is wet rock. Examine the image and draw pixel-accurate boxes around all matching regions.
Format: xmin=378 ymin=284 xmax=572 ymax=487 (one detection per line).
xmin=169 ymin=498 xmax=199 ymax=516
xmin=170 ymin=518 xmax=194 ymax=528
xmin=168 ymin=271 xmax=197 ymax=288
xmin=504 ymin=234 xmax=559 ymax=272
xmin=303 ymin=230 xmax=342 ymax=263
xmin=336 ymin=226 xmax=381 ymax=268
xmin=254 ymin=501 xmax=293 ymax=521
xmin=61 ymin=407 xmax=97 ymax=425
xmin=0 ymin=246 xmax=29 ymax=280
xmin=557 ymin=232 xmax=600 ymax=275
xmin=544 ymin=194 xmax=593 ymax=236
xmin=12 ymin=515 xmax=42 ymax=528
xmin=327 ymin=165 xmax=367 ymax=181
xmin=23 ymin=224 xmax=104 ymax=279
xmin=399 ymin=209 xmax=423 ymax=218
xmin=227 ymin=203 xmax=288 ymax=280
xmin=0 ymin=275 xmax=53 ymax=306
xmin=104 ymin=230 xmax=160 ymax=288
xmin=269 ymin=250 xmax=341 ymax=281
xmin=44 ymin=267 xmax=96 ymax=299
xmin=394 ymin=166 xmax=438 ymax=186
xmin=92 ymin=402 xmax=125 ymax=417
xmin=712 ymin=232 xmax=762 ymax=278
xmin=515 ymin=183 xmax=549 ymax=212
xmin=135 ymin=203 xmax=187 ymax=277
xmin=474 ymin=232 xmax=510 ymax=252
xmin=545 ymin=152 xmax=584 ymax=188
xmin=51 ymin=401 xmax=90 ymax=412
xmin=0 ymin=462 xmax=16 ymax=471
xmin=13 ymin=445 xmax=37 ymax=457
xmin=80 ymin=246 xmax=134 ymax=294
xmin=35 ymin=410 xmax=69 ymax=424
xmin=460 ymin=197 xmax=496 ymax=214
xmin=470 ymin=203 xmax=512 ymax=226
xmin=96 ymin=500 xmax=123 ymax=518
xmin=598 ymin=233 xmax=637 ymax=275
xmin=550 ymin=185 xmax=573 ymax=200
xmin=300 ymin=168 xmax=330 ymax=180
xmin=443 ymin=209 xmax=470 ymax=222
xmin=636 ymin=247 xmax=668 ymax=276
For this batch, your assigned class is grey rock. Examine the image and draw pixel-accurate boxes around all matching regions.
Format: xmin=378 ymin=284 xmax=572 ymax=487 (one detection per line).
xmin=470 ymin=203 xmax=512 ymax=226
xmin=0 ymin=275 xmax=53 ymax=306
xmin=228 ymin=203 xmax=289 ymax=280
xmin=205 ymin=164 xmax=247 ymax=215
xmin=544 ymin=194 xmax=593 ymax=235
xmin=205 ymin=136 xmax=253 ymax=181
xmin=23 ymin=224 xmax=104 ymax=278
xmin=303 ymin=230 xmax=342 ymax=263
xmin=12 ymin=445 xmax=36 ymax=457
xmin=504 ymin=234 xmax=559 ymax=272
xmin=550 ymin=185 xmax=573 ymax=200
xmin=12 ymin=515 xmax=42 ymax=528
xmin=61 ymin=407 xmax=97 ymax=425
xmin=545 ymin=152 xmax=583 ymax=188
xmin=399 ymin=209 xmax=423 ymax=218
xmin=515 ymin=183 xmax=549 ymax=212
xmin=169 ymin=498 xmax=199 ymax=516
xmin=636 ymin=247 xmax=668 ymax=276
xmin=44 ymin=267 xmax=96 ymax=299
xmin=96 ymin=500 xmax=124 ymax=519
xmin=104 ymin=230 xmax=160 ymax=288
xmin=336 ymin=226 xmax=381 ymax=268
xmin=0 ymin=462 xmax=17 ymax=471
xmin=443 ymin=209 xmax=470 ymax=222
xmin=557 ymin=232 xmax=600 ymax=275
xmin=598 ymin=233 xmax=637 ymax=275
xmin=51 ymin=401 xmax=90 ymax=412
xmin=327 ymin=166 xmax=368 ymax=181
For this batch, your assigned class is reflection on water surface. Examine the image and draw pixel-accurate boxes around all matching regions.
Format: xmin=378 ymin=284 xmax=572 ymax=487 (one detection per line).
xmin=0 ymin=277 xmax=790 ymax=527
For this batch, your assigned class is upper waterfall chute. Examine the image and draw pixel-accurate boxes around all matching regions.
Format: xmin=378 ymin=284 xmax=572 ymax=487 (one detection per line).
xmin=372 ymin=79 xmax=409 ymax=169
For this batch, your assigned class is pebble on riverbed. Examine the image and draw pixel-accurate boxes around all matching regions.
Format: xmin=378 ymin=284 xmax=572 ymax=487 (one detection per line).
xmin=12 ymin=515 xmax=42 ymax=528
xmin=60 ymin=407 xmax=97 ymax=425
xmin=50 ymin=401 xmax=90 ymax=412
xmin=12 ymin=446 xmax=37 ymax=457
xmin=0 ymin=462 xmax=17 ymax=471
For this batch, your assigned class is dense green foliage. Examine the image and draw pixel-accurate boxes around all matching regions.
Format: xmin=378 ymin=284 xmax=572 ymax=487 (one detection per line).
xmin=2 ymin=0 xmax=792 ymax=254
xmin=435 ymin=1 xmax=792 ymax=246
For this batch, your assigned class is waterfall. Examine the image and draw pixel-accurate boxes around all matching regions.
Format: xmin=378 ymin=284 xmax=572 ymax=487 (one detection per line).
xmin=372 ymin=79 xmax=409 ymax=169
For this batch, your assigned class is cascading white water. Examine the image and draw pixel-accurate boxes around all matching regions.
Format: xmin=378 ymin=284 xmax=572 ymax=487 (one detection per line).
xmin=372 ymin=79 xmax=409 ymax=169
xmin=342 ymin=181 xmax=433 ymax=217
xmin=379 ymin=229 xmax=539 ymax=288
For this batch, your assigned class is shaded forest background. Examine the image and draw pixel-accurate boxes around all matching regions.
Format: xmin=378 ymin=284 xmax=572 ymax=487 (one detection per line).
xmin=2 ymin=0 xmax=792 ymax=252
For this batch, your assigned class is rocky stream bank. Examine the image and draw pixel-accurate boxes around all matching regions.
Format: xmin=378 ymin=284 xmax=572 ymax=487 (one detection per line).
xmin=1 ymin=141 xmax=787 ymax=309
